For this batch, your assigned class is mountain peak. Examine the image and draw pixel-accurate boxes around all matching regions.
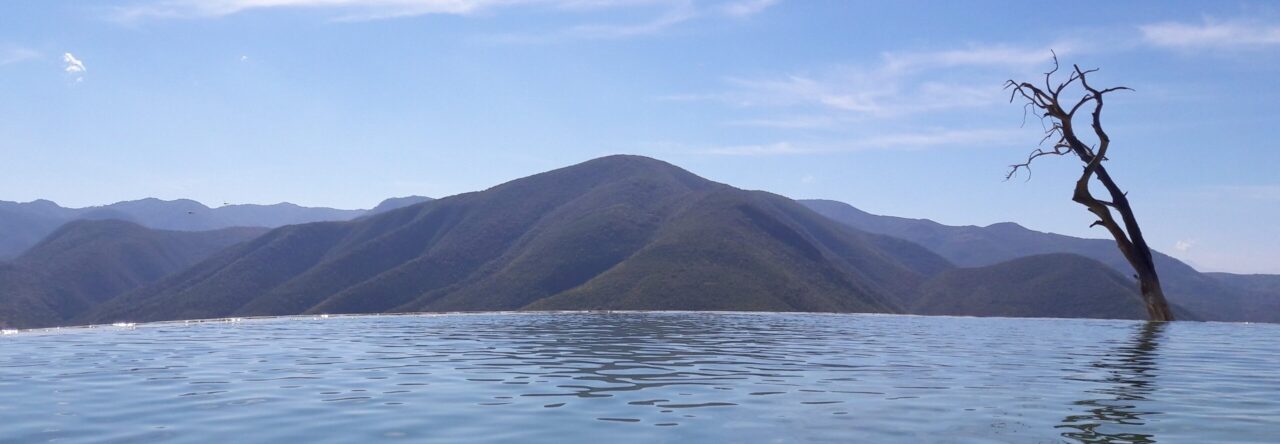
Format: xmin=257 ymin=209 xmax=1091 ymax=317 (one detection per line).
xmin=572 ymin=154 xmax=690 ymax=175
xmin=370 ymin=196 xmax=433 ymax=214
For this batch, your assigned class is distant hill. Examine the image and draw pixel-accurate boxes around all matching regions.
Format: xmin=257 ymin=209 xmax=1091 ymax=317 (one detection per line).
xmin=0 ymin=220 xmax=265 ymax=329
xmin=0 ymin=196 xmax=432 ymax=259
xmin=1206 ymin=273 xmax=1280 ymax=321
xmin=0 ymin=201 xmax=68 ymax=264
xmin=800 ymin=199 xmax=1276 ymax=322
xmin=86 ymin=156 xmax=950 ymax=324
xmin=913 ymin=254 xmax=1148 ymax=319
xmin=368 ymin=196 xmax=433 ymax=215
xmin=5 ymin=157 xmax=1267 ymax=326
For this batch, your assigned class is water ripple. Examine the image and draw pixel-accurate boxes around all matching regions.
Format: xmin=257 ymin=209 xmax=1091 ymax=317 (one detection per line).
xmin=1 ymin=313 xmax=1278 ymax=443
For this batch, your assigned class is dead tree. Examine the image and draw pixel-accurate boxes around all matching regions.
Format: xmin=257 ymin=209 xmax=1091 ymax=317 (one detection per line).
xmin=1005 ymin=56 xmax=1174 ymax=321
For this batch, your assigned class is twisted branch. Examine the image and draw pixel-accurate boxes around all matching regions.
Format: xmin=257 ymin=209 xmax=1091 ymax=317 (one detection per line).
xmin=1004 ymin=54 xmax=1173 ymax=321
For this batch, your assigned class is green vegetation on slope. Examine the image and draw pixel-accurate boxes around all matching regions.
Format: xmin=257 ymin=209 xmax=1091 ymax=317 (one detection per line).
xmin=0 ymin=196 xmax=429 ymax=259
xmin=801 ymin=199 xmax=1273 ymax=322
xmin=913 ymin=254 xmax=1147 ymax=319
xmin=0 ymin=220 xmax=265 ymax=328
xmin=87 ymin=155 xmax=950 ymax=324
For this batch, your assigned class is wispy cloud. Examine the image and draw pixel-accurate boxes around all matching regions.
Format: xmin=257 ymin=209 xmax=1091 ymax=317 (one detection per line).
xmin=665 ymin=43 xmax=1068 ymax=122
xmin=724 ymin=114 xmax=852 ymax=129
xmin=112 ymin=0 xmax=776 ymax=24
xmin=1 ymin=46 xmax=40 ymax=65
xmin=1141 ymin=18 xmax=1280 ymax=49
xmin=565 ymin=3 xmax=698 ymax=39
xmin=720 ymin=0 xmax=776 ymax=17
xmin=880 ymin=44 xmax=1069 ymax=73
xmin=63 ymin=52 xmax=86 ymax=82
xmin=63 ymin=53 xmax=86 ymax=73
xmin=1195 ymin=184 xmax=1280 ymax=201
xmin=113 ymin=0 xmax=487 ymax=21
xmin=701 ymin=128 xmax=1022 ymax=156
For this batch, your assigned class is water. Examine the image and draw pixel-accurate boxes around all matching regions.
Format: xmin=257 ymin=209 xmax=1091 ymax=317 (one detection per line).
xmin=1 ymin=313 xmax=1277 ymax=443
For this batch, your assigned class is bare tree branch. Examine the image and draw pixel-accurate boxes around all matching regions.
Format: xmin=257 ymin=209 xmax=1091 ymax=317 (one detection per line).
xmin=1006 ymin=54 xmax=1174 ymax=322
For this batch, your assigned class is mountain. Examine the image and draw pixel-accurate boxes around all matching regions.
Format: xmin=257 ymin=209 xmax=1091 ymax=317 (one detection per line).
xmin=0 ymin=201 xmax=68 ymax=263
xmin=0 ymin=263 xmax=70 ymax=330
xmin=368 ymin=196 xmax=433 ymax=215
xmin=912 ymin=254 xmax=1148 ymax=319
xmin=0 ymin=220 xmax=266 ymax=329
xmin=800 ymin=199 xmax=1275 ymax=322
xmin=1206 ymin=273 xmax=1280 ymax=321
xmin=86 ymin=155 xmax=951 ymax=324
xmin=1209 ymin=273 xmax=1280 ymax=295
xmin=0 ymin=198 xmax=403 ymax=259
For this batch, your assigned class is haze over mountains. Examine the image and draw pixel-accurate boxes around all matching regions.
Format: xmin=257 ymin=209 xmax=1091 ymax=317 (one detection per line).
xmin=0 ymin=196 xmax=432 ymax=260
xmin=87 ymin=156 xmax=950 ymax=324
xmin=800 ymin=200 xmax=1276 ymax=323
xmin=0 ymin=156 xmax=1275 ymax=329
xmin=0 ymin=220 xmax=265 ymax=328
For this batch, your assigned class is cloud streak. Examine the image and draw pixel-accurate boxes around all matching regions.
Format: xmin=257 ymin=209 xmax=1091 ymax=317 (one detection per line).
xmin=565 ymin=3 xmax=698 ymax=39
xmin=63 ymin=53 xmax=86 ymax=73
xmin=664 ymin=42 xmax=1070 ymax=123
xmin=1 ymin=47 xmax=40 ymax=65
xmin=1196 ymin=184 xmax=1280 ymax=201
xmin=700 ymin=128 xmax=1022 ymax=156
xmin=720 ymin=0 xmax=776 ymax=17
xmin=63 ymin=52 xmax=86 ymax=82
xmin=1141 ymin=19 xmax=1280 ymax=49
xmin=113 ymin=0 xmax=776 ymax=23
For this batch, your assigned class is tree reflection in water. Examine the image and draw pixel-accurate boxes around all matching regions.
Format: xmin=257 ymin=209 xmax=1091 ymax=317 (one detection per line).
xmin=1058 ymin=321 xmax=1166 ymax=443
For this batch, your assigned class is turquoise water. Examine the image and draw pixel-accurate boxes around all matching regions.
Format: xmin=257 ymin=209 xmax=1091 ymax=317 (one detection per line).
xmin=1 ymin=312 xmax=1277 ymax=443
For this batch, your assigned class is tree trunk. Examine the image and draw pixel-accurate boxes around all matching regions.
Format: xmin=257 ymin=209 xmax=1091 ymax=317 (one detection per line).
xmin=1006 ymin=59 xmax=1176 ymax=322
xmin=1139 ymin=273 xmax=1174 ymax=322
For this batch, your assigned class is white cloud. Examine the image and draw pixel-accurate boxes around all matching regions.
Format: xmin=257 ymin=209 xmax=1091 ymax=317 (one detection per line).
xmin=112 ymin=0 xmax=774 ymax=24
xmin=705 ymin=141 xmax=808 ymax=156
xmin=1141 ymin=19 xmax=1280 ymax=49
xmin=112 ymin=0 xmax=774 ymax=41
xmin=1175 ymin=239 xmax=1195 ymax=252
xmin=1 ymin=47 xmax=40 ymax=65
xmin=720 ymin=0 xmax=776 ymax=17
xmin=725 ymin=114 xmax=849 ymax=129
xmin=800 ymin=174 xmax=816 ymax=184
xmin=240 ymin=55 xmax=250 ymax=61
xmin=666 ymin=43 xmax=1067 ymax=121
xmin=701 ymin=128 xmax=1021 ymax=156
xmin=114 ymin=0 xmax=490 ymax=21
xmin=566 ymin=4 xmax=697 ymax=38
xmin=63 ymin=52 xmax=86 ymax=73
xmin=1197 ymin=184 xmax=1280 ymax=201
xmin=63 ymin=52 xmax=86 ymax=82
xmin=880 ymin=43 xmax=1070 ymax=73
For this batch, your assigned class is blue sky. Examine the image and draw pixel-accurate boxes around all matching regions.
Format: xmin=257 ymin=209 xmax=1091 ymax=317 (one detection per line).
xmin=1 ymin=0 xmax=1278 ymax=273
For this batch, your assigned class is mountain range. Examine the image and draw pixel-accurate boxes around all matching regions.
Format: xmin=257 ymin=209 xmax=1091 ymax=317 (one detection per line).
xmin=86 ymin=155 xmax=951 ymax=324
xmin=0 ymin=155 xmax=1274 ymax=328
xmin=0 ymin=220 xmax=265 ymax=328
xmin=0 ymin=195 xmax=432 ymax=260
xmin=799 ymin=200 xmax=1275 ymax=322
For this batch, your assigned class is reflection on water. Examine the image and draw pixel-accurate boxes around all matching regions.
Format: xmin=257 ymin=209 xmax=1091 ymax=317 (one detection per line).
xmin=1 ymin=313 xmax=1277 ymax=443
xmin=1058 ymin=322 xmax=1165 ymax=443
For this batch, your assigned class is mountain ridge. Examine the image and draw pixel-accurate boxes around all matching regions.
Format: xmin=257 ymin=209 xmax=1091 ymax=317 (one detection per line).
xmin=0 ymin=220 xmax=266 ymax=328
xmin=0 ymin=196 xmax=433 ymax=259
xmin=85 ymin=155 xmax=950 ymax=324
xmin=800 ymin=198 xmax=1277 ymax=322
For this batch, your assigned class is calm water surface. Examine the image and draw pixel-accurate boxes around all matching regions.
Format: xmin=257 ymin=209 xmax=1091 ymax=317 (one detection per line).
xmin=1 ymin=312 xmax=1277 ymax=443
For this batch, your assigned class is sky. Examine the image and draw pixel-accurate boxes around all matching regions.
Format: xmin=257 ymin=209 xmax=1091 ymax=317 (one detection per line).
xmin=1 ymin=1 xmax=1278 ymax=274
